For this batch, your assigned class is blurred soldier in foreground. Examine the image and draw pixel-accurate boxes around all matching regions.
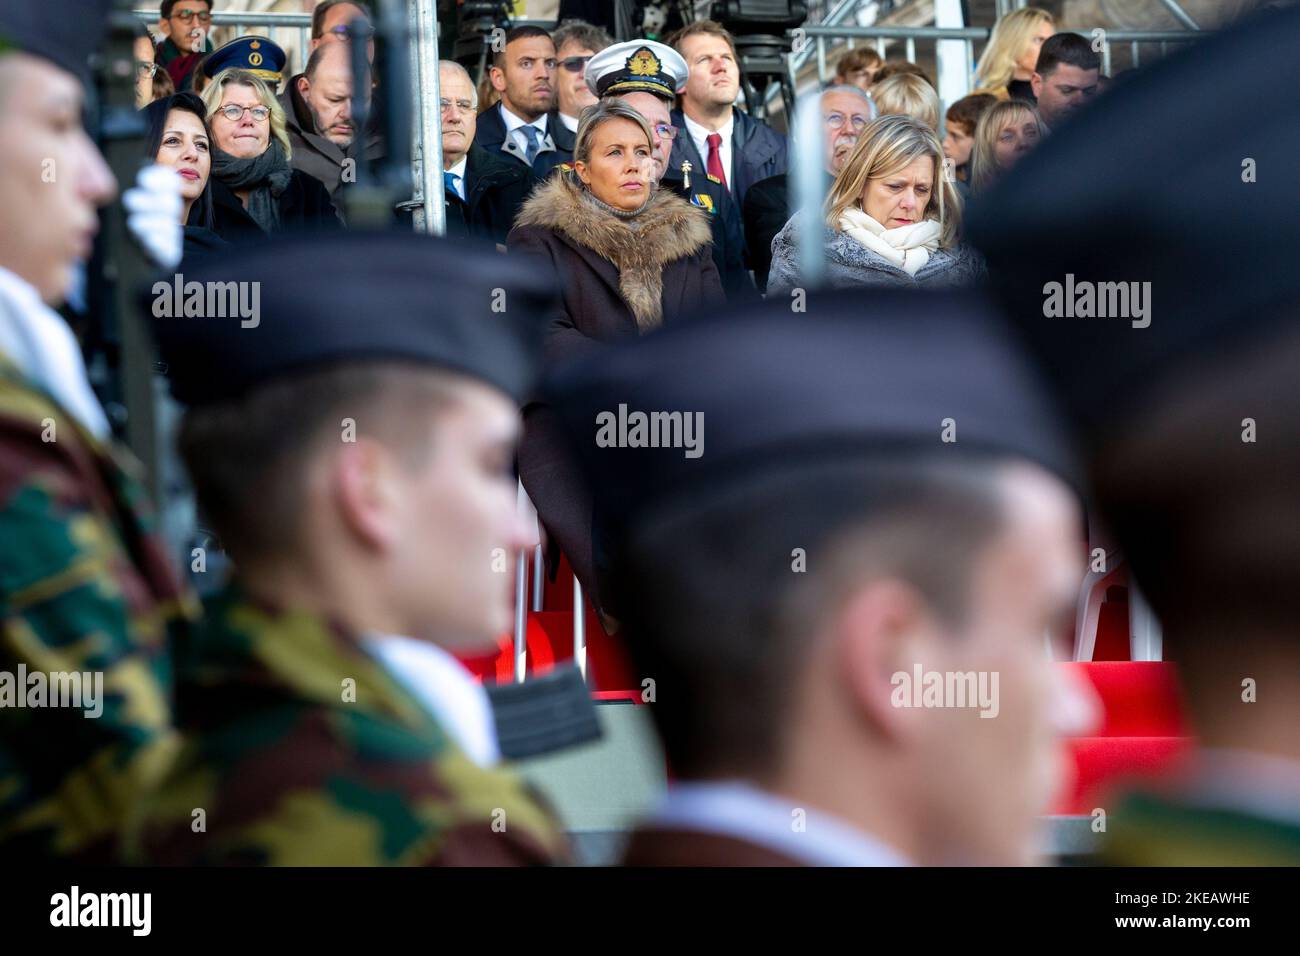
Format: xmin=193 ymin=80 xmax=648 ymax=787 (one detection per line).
xmin=548 ymin=293 xmax=1098 ymax=865
xmin=970 ymin=2 xmax=1300 ymax=865
xmin=0 ymin=1 xmax=195 ymax=862
xmin=129 ymin=232 xmax=569 ymax=865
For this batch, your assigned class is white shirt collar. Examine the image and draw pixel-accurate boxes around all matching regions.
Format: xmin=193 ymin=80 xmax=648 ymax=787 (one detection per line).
xmin=500 ymin=102 xmax=548 ymax=135
xmin=559 ymin=111 xmax=579 ymax=133
xmin=445 ymin=155 xmax=468 ymax=199
xmin=0 ymin=265 xmax=110 ymax=439
xmin=681 ymin=110 xmax=735 ymax=190
xmin=651 ymin=779 xmax=912 ymax=866
xmin=364 ymin=633 xmax=501 ymax=768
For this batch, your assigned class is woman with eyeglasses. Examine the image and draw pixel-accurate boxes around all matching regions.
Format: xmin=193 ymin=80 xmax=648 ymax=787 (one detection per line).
xmin=134 ymin=26 xmax=173 ymax=108
xmin=199 ymin=68 xmax=341 ymax=242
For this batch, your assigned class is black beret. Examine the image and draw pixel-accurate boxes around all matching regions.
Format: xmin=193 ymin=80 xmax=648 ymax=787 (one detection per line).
xmin=967 ymin=3 xmax=1300 ymax=445
xmin=150 ymin=231 xmax=554 ymax=406
xmin=0 ymin=0 xmax=110 ymax=82
xmin=545 ymin=289 xmax=1078 ymax=544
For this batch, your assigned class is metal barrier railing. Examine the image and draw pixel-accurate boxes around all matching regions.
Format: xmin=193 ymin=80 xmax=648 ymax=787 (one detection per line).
xmin=133 ymin=9 xmax=314 ymax=75
xmin=798 ymin=24 xmax=1206 ymax=95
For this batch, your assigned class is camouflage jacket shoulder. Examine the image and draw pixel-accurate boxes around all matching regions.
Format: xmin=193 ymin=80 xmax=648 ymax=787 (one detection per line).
xmin=0 ymin=354 xmax=194 ymax=862
xmin=128 ymin=583 xmax=569 ymax=865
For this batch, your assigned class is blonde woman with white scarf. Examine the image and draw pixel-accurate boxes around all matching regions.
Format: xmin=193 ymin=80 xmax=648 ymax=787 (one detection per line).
xmin=767 ymin=114 xmax=984 ymax=295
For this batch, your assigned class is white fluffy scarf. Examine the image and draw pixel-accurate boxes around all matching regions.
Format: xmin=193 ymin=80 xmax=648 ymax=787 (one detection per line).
xmin=837 ymin=207 xmax=941 ymax=277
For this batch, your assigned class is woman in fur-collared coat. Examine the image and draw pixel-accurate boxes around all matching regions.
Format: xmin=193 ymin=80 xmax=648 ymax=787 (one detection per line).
xmin=508 ymin=98 xmax=724 ymax=622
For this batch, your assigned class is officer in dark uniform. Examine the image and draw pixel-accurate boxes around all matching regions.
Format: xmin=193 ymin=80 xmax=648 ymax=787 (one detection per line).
xmin=584 ymin=40 xmax=755 ymax=301
xmin=970 ymin=2 xmax=1300 ymax=865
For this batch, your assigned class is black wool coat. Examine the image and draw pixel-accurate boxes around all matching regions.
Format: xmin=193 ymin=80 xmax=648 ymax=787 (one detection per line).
xmin=444 ymin=145 xmax=538 ymax=248
xmin=205 ymin=169 xmax=343 ymax=244
xmin=507 ymin=176 xmax=724 ymax=612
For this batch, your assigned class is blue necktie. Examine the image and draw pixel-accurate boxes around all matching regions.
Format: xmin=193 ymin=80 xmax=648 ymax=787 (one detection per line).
xmin=520 ymin=125 xmax=542 ymax=165
xmin=444 ymin=170 xmax=461 ymax=200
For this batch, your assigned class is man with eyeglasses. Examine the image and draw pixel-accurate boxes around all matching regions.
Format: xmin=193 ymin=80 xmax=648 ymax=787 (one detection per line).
xmin=439 ymin=60 xmax=533 ymax=249
xmin=743 ymin=85 xmax=875 ymax=293
xmin=473 ymin=25 xmax=572 ymax=178
xmin=308 ymin=0 xmax=373 ymax=60
xmin=154 ymin=0 xmax=214 ymax=92
xmin=586 ymin=39 xmax=754 ymax=301
xmin=550 ymin=20 xmax=611 ymax=136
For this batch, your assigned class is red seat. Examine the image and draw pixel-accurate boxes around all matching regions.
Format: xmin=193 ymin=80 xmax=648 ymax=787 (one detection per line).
xmin=1050 ymin=662 xmax=1193 ymax=814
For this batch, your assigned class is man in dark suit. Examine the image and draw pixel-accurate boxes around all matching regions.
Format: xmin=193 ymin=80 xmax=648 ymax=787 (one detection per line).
xmin=472 ymin=25 xmax=574 ymax=179
xmin=743 ymin=84 xmax=873 ymax=292
xmin=970 ymin=2 xmax=1300 ymax=866
xmin=441 ymin=61 xmax=534 ymax=248
xmin=666 ymin=20 xmax=787 ymax=211
xmin=586 ymin=39 xmax=755 ymax=300
xmin=546 ymin=292 xmax=1099 ymax=866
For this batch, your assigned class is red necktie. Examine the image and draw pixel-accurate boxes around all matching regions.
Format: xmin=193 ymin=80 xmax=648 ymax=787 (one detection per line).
xmin=705 ymin=132 xmax=728 ymax=189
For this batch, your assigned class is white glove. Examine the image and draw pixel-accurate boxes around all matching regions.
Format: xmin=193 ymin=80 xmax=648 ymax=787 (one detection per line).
xmin=123 ymin=163 xmax=184 ymax=269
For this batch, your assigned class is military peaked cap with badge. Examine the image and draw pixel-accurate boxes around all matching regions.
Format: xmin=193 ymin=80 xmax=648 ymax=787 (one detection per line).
xmin=203 ymin=34 xmax=287 ymax=85
xmin=585 ymin=39 xmax=687 ymax=101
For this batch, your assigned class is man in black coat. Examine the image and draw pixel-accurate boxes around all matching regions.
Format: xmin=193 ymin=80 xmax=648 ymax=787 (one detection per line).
xmin=473 ymin=25 xmax=574 ymax=179
xmin=279 ymin=42 xmax=384 ymax=207
xmin=666 ymin=20 xmax=787 ymax=210
xmin=441 ymin=61 xmax=534 ymax=248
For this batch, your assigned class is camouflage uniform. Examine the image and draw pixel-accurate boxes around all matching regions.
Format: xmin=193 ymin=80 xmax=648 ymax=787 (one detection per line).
xmin=0 ymin=355 xmax=194 ymax=862
xmin=128 ymin=582 xmax=569 ymax=865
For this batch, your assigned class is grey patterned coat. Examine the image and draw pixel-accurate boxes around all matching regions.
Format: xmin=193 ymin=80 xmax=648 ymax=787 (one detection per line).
xmin=766 ymin=217 xmax=987 ymax=296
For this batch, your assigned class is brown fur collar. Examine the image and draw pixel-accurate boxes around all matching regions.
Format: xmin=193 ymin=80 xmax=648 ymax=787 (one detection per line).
xmin=514 ymin=174 xmax=713 ymax=330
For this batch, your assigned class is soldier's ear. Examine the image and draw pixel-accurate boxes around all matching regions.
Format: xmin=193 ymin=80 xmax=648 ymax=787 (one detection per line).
xmin=332 ymin=439 xmax=402 ymax=553
xmin=834 ymin=576 xmax=934 ymax=744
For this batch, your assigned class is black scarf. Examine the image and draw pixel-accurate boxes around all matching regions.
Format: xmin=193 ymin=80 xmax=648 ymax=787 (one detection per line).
xmin=211 ymin=140 xmax=293 ymax=233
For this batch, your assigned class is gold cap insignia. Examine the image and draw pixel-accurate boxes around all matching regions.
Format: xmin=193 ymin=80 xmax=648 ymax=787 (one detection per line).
xmin=627 ymin=47 xmax=661 ymax=78
xmin=249 ymin=40 xmax=261 ymax=49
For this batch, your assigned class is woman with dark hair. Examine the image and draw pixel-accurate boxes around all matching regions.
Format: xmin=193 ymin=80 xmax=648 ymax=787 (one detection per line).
xmin=140 ymin=91 xmax=226 ymax=258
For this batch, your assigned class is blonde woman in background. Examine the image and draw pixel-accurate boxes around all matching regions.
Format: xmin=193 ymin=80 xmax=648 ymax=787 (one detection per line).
xmin=973 ymin=6 xmax=1055 ymax=101
xmin=200 ymin=68 xmax=340 ymax=241
xmin=968 ymin=99 xmax=1046 ymax=194
xmin=767 ymin=114 xmax=983 ymax=293
xmin=870 ymin=72 xmax=940 ymax=130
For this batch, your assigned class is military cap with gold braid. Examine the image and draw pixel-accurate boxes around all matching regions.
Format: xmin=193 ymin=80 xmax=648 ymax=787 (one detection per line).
xmin=203 ymin=34 xmax=286 ymax=84
xmin=586 ymin=39 xmax=687 ymax=102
